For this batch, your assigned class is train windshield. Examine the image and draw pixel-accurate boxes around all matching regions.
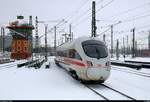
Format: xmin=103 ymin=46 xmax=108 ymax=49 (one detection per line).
xmin=82 ymin=40 xmax=108 ymax=59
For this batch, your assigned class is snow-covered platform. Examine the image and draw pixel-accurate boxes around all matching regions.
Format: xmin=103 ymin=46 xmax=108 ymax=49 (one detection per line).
xmin=0 ymin=56 xmax=150 ymax=100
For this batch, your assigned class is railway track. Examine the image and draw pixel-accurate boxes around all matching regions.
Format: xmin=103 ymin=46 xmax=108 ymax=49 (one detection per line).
xmin=56 ymin=61 xmax=136 ymax=100
xmin=84 ymin=84 xmax=108 ymax=100
xmin=112 ymin=66 xmax=150 ymax=78
xmin=83 ymin=83 xmax=136 ymax=100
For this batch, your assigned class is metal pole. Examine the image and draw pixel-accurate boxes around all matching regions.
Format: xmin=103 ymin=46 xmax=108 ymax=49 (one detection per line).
xmin=35 ymin=16 xmax=39 ymax=54
xmin=92 ymin=1 xmax=96 ymax=37
xmin=127 ymin=35 xmax=129 ymax=56
xmin=45 ymin=25 xmax=48 ymax=61
xmin=132 ymin=28 xmax=135 ymax=58
xmin=116 ymin=39 xmax=119 ymax=60
xmin=62 ymin=33 xmax=67 ymax=43
xmin=135 ymin=41 xmax=137 ymax=57
xmin=69 ymin=24 xmax=72 ymax=41
xmin=29 ymin=16 xmax=33 ymax=61
xmin=111 ymin=25 xmax=113 ymax=58
xmin=2 ymin=27 xmax=5 ymax=53
xmin=54 ymin=26 xmax=56 ymax=55
xmin=123 ymin=37 xmax=125 ymax=59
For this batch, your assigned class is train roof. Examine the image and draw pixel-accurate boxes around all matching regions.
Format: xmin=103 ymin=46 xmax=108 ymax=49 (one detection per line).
xmin=56 ymin=36 xmax=105 ymax=51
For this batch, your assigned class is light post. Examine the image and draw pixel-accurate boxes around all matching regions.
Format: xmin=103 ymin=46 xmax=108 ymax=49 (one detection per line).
xmin=38 ymin=19 xmax=67 ymax=57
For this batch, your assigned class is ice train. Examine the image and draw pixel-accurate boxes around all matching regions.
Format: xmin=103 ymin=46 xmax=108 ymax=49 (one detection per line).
xmin=55 ymin=36 xmax=111 ymax=83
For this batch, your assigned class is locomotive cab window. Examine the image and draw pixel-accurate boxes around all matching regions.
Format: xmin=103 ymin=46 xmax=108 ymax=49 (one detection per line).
xmin=82 ymin=40 xmax=108 ymax=59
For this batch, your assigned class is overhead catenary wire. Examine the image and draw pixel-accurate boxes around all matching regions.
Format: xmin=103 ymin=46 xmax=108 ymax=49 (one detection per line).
xmin=96 ymin=2 xmax=150 ymax=36
xmin=61 ymin=0 xmax=105 ymax=31
xmin=97 ymin=9 xmax=150 ymax=28
xmin=70 ymin=0 xmax=105 ymax=24
xmin=103 ymin=1 xmax=150 ymax=20
xmin=59 ymin=0 xmax=107 ymax=38
xmin=97 ymin=12 xmax=150 ymax=37
xmin=56 ymin=0 xmax=92 ymax=33
xmin=64 ymin=0 xmax=91 ymax=22
xmin=95 ymin=1 xmax=150 ymax=52
xmin=122 ymin=13 xmax=150 ymax=23
xmin=73 ymin=0 xmax=115 ymax=29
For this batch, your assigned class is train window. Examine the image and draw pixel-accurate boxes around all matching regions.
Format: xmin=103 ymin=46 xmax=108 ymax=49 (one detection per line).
xmin=83 ymin=44 xmax=108 ymax=59
xmin=64 ymin=51 xmax=68 ymax=57
xmin=69 ymin=49 xmax=82 ymax=60
xmin=82 ymin=40 xmax=108 ymax=59
xmin=69 ymin=49 xmax=75 ymax=58
xmin=75 ymin=52 xmax=82 ymax=61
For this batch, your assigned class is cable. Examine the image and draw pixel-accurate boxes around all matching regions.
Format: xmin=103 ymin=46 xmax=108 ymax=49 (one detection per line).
xmin=97 ymin=9 xmax=150 ymax=27
xmin=96 ymin=0 xmax=114 ymax=13
xmin=67 ymin=0 xmax=91 ymax=21
xmin=98 ymin=13 xmax=150 ymax=36
xmin=70 ymin=0 xmax=104 ymax=24
xmin=73 ymin=0 xmax=115 ymax=29
xmin=58 ymin=0 xmax=92 ymax=32
xmin=122 ymin=13 xmax=150 ymax=23
xmin=60 ymin=0 xmax=105 ymax=31
xmin=104 ymin=1 xmax=150 ymax=19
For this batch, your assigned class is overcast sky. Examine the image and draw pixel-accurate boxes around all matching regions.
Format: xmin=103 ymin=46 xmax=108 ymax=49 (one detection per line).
xmin=0 ymin=0 xmax=150 ymax=48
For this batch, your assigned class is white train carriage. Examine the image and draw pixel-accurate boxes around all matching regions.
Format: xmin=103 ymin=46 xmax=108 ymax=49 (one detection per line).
xmin=55 ymin=36 xmax=111 ymax=83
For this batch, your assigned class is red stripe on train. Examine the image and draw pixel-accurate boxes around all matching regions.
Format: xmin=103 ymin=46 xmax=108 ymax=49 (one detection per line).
xmin=64 ymin=58 xmax=86 ymax=67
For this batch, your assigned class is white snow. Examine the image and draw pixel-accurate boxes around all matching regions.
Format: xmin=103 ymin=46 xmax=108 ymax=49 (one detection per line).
xmin=0 ymin=56 xmax=150 ymax=100
xmin=106 ymin=66 xmax=150 ymax=100
xmin=0 ymin=57 xmax=103 ymax=100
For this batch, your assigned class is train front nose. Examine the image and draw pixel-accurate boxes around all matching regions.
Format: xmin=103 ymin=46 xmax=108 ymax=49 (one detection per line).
xmin=86 ymin=67 xmax=110 ymax=81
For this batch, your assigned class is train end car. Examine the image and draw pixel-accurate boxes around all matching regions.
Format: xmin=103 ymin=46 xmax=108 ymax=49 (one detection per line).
xmin=55 ymin=36 xmax=111 ymax=83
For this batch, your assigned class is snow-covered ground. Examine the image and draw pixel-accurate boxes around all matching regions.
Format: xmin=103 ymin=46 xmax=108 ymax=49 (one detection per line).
xmin=0 ymin=57 xmax=102 ymax=100
xmin=107 ymin=66 xmax=150 ymax=100
xmin=0 ymin=56 xmax=150 ymax=100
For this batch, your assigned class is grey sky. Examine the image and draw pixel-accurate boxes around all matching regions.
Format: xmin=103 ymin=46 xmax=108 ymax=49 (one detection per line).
xmin=0 ymin=0 xmax=150 ymax=48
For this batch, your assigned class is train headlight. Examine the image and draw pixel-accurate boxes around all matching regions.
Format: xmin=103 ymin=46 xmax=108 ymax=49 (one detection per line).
xmin=87 ymin=61 xmax=93 ymax=68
